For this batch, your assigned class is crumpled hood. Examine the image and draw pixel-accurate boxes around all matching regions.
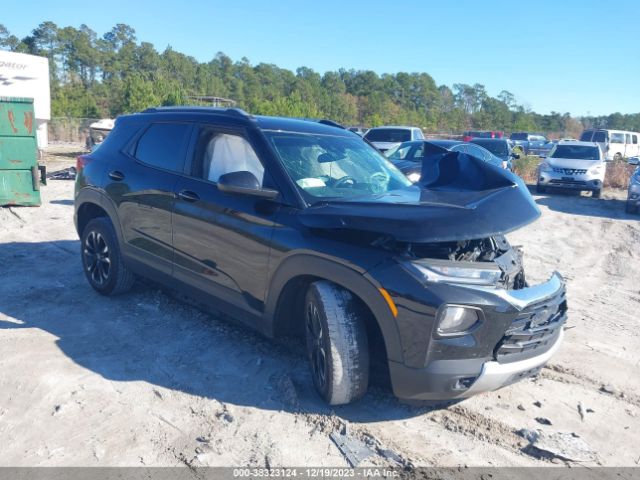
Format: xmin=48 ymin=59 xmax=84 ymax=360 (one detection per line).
xmin=300 ymin=151 xmax=540 ymax=243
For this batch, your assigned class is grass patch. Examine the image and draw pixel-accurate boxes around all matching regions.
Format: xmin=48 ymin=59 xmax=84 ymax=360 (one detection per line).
xmin=512 ymin=155 xmax=540 ymax=184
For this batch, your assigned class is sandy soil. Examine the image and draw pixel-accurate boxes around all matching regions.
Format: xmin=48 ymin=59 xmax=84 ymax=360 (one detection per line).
xmin=1 ymin=148 xmax=639 ymax=467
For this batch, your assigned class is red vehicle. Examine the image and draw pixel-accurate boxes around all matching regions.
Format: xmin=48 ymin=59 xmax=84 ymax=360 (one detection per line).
xmin=462 ymin=130 xmax=504 ymax=142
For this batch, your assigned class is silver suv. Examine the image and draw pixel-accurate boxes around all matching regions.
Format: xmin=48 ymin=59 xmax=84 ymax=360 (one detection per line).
xmin=363 ymin=126 xmax=424 ymax=153
xmin=537 ymin=141 xmax=605 ymax=198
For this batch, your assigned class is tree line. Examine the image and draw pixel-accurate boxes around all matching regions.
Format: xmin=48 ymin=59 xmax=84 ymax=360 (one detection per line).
xmin=1 ymin=22 xmax=639 ymax=136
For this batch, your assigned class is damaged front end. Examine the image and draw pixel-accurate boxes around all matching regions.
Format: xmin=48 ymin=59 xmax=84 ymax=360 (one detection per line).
xmin=300 ymin=150 xmax=568 ymax=400
xmin=395 ymin=235 xmax=527 ymax=291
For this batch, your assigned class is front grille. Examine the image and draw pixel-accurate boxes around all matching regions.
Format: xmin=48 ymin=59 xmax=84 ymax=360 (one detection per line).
xmin=495 ymin=290 xmax=568 ymax=364
xmin=549 ymin=179 xmax=587 ymax=187
xmin=553 ymin=168 xmax=587 ymax=175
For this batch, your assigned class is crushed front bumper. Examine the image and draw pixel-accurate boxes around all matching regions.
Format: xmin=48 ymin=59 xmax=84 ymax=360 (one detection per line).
xmin=389 ymin=273 xmax=567 ymax=400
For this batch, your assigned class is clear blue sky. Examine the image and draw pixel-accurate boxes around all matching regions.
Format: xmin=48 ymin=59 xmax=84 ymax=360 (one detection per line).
xmin=4 ymin=0 xmax=639 ymax=116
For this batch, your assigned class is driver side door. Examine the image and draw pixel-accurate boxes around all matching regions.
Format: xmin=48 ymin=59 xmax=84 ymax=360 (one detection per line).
xmin=172 ymin=124 xmax=279 ymax=317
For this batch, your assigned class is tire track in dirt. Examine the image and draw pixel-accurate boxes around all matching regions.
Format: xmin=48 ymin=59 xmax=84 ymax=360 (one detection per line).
xmin=542 ymin=364 xmax=640 ymax=408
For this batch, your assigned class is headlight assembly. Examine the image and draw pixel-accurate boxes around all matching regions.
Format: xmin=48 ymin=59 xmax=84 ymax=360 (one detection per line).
xmin=436 ymin=305 xmax=482 ymax=336
xmin=405 ymin=259 xmax=503 ymax=286
xmin=539 ymin=162 xmax=551 ymax=172
xmin=407 ymin=172 xmax=421 ymax=183
xmin=588 ymin=163 xmax=604 ymax=175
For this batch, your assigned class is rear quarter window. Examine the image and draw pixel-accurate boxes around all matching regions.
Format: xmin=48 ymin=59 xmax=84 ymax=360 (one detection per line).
xmin=135 ymin=123 xmax=192 ymax=172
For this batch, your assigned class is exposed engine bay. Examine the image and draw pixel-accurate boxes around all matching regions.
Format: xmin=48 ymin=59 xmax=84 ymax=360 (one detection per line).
xmin=394 ymin=235 xmax=527 ymax=290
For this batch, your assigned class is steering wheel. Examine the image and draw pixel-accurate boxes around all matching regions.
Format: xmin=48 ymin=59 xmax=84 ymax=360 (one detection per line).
xmin=333 ymin=176 xmax=356 ymax=189
xmin=369 ymin=171 xmax=390 ymax=194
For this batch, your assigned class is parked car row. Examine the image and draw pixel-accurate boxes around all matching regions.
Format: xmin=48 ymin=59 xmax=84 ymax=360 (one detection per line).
xmin=385 ymin=139 xmax=515 ymax=183
xmin=356 ymin=123 xmax=638 ymax=215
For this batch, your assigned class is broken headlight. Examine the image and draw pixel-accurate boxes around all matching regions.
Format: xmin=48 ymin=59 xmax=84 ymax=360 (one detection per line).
xmin=406 ymin=259 xmax=503 ymax=286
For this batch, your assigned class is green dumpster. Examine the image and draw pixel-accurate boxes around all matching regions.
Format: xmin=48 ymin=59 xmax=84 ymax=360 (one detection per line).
xmin=0 ymin=97 xmax=46 ymax=207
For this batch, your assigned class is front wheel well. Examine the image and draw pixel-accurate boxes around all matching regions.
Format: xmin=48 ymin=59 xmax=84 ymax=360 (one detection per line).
xmin=77 ymin=202 xmax=109 ymax=237
xmin=273 ymin=275 xmax=390 ymax=386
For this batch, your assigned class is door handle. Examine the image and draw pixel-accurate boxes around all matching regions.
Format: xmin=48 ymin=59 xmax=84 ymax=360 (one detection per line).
xmin=178 ymin=190 xmax=200 ymax=202
xmin=108 ymin=170 xmax=125 ymax=181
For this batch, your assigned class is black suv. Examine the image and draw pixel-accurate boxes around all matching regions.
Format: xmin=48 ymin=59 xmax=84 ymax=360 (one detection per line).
xmin=74 ymin=107 xmax=567 ymax=405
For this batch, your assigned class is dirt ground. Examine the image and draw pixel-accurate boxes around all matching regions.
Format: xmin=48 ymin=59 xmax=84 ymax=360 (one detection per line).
xmin=1 ymin=145 xmax=639 ymax=467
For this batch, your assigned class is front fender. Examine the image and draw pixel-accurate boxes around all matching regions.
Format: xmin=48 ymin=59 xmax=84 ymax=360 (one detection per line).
xmin=263 ymin=253 xmax=404 ymax=362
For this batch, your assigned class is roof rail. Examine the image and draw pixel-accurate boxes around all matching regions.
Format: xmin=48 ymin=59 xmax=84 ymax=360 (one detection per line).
xmin=318 ymin=119 xmax=346 ymax=130
xmin=141 ymin=106 xmax=253 ymax=119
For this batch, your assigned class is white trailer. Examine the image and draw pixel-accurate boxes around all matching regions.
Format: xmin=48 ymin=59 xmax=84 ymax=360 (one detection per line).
xmin=0 ymin=51 xmax=51 ymax=150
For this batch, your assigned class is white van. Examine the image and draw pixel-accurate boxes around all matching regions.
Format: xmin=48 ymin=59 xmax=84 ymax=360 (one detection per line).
xmin=579 ymin=129 xmax=640 ymax=161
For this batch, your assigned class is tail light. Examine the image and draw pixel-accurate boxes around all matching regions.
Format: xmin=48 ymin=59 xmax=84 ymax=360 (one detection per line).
xmin=76 ymin=155 xmax=90 ymax=174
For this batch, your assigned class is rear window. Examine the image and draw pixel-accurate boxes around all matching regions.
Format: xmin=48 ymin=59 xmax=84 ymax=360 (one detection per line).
xmin=579 ymin=131 xmax=593 ymax=141
xmin=365 ymin=128 xmax=412 ymax=143
xmin=593 ymin=131 xmax=607 ymax=142
xmin=550 ymin=145 xmax=600 ymax=160
xmin=471 ymin=139 xmax=508 ymax=157
xmin=510 ymin=133 xmax=528 ymax=141
xmin=580 ymin=130 xmax=607 ymax=142
xmin=135 ymin=123 xmax=192 ymax=172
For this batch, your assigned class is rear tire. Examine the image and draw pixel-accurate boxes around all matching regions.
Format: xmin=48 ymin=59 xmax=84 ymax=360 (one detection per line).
xmin=81 ymin=217 xmax=135 ymax=295
xmin=304 ymin=281 xmax=369 ymax=405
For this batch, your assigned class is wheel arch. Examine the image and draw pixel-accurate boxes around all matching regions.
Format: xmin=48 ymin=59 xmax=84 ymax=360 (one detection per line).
xmin=75 ymin=189 xmax=123 ymax=244
xmin=264 ymin=254 xmax=403 ymax=363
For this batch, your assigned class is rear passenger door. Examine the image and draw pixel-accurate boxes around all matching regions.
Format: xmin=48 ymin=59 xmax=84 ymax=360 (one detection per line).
xmin=172 ymin=124 xmax=278 ymax=317
xmin=105 ymin=122 xmax=193 ymax=274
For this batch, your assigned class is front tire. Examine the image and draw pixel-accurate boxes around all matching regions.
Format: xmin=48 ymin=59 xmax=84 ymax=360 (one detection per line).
xmin=626 ymin=201 xmax=638 ymax=214
xmin=536 ymin=184 xmax=546 ymax=194
xmin=592 ymin=189 xmax=602 ymax=199
xmin=81 ymin=217 xmax=135 ymax=295
xmin=304 ymin=281 xmax=369 ymax=405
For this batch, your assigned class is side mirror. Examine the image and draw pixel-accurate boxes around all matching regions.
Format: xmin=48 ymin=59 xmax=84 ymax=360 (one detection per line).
xmin=629 ymin=157 xmax=640 ymax=166
xmin=217 ymin=171 xmax=279 ymax=199
xmin=511 ymin=152 xmax=521 ymax=159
